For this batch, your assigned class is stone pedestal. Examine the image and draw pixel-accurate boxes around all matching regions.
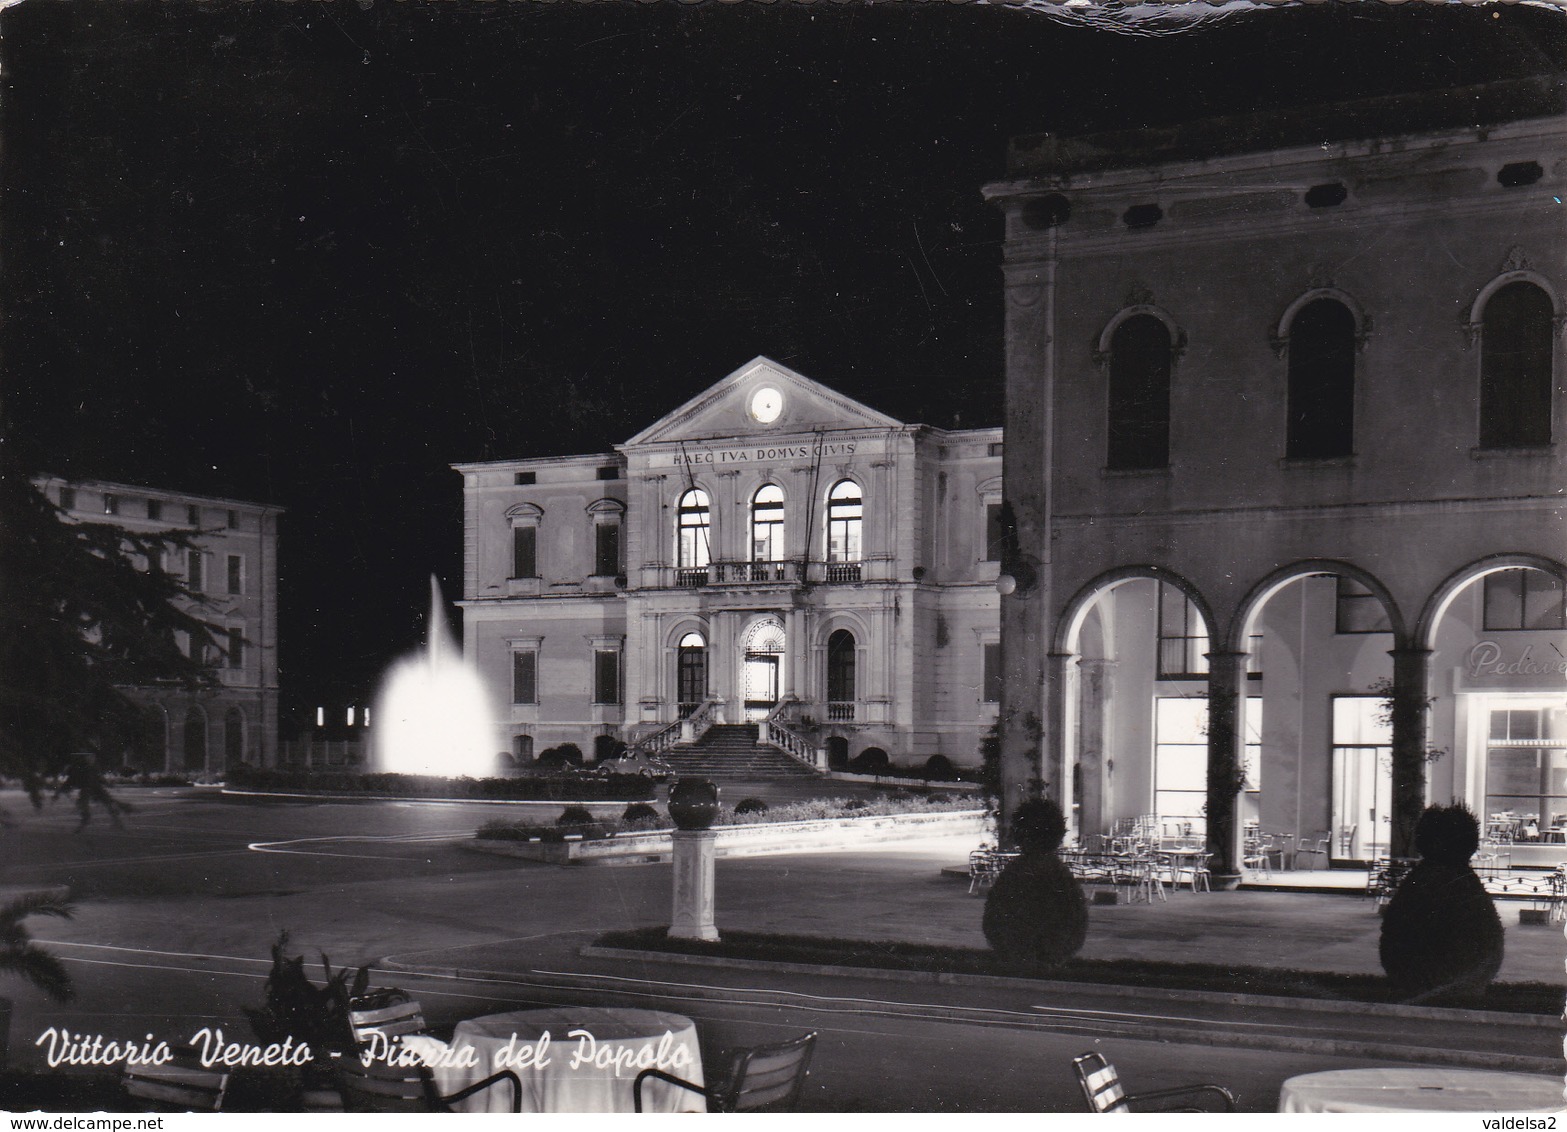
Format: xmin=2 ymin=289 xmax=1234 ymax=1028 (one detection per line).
xmin=669 ymin=829 xmax=719 ymax=941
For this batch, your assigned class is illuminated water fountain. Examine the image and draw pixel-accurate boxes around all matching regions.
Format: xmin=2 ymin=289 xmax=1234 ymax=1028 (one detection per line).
xmin=372 ymin=576 xmax=499 ymax=777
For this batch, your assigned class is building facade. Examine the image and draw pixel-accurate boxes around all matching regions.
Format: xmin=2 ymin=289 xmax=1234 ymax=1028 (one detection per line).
xmin=455 ymin=357 xmax=1001 ymax=770
xmin=35 ymin=477 xmax=283 ymax=773
xmin=985 ymin=80 xmax=1567 ymax=875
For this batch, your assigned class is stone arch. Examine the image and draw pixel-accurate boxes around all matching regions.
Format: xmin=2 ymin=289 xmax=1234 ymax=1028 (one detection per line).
xmin=1416 ymin=552 xmax=1567 ymax=650
xmin=1233 ymin=559 xmax=1408 ymax=650
xmin=1053 ymin=565 xmax=1216 ymax=656
xmin=1270 ymin=286 xmax=1373 ymax=355
xmin=1092 ymin=304 xmax=1188 ymax=365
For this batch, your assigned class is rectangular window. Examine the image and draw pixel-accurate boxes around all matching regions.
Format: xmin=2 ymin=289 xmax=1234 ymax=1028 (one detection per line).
xmin=147 ymin=499 xmax=162 ymax=521
xmin=512 ymin=651 xmax=537 ymax=705
xmin=594 ymin=523 xmax=621 ymax=577
xmin=1331 ymin=695 xmax=1394 ymax=860
xmin=984 ymin=502 xmax=1005 ymax=562
xmin=1484 ymin=569 xmax=1566 ymax=631
xmin=1336 ymin=577 xmax=1391 ymax=633
xmin=227 ymin=555 xmax=243 ymax=595
xmin=104 ymin=493 xmax=120 ymax=515
xmin=227 ymin=510 xmax=239 ymax=529
xmin=514 ymin=471 xmax=536 ymax=486
xmin=187 ymin=549 xmax=204 ymax=592
xmin=594 ymin=650 xmax=622 ymax=705
xmin=982 ymin=643 xmax=1002 ymax=703
xmin=512 ymin=525 xmax=537 ymax=579
xmin=596 ymin=465 xmax=622 ymax=481
xmin=1155 ymin=696 xmax=1262 ymax=834
xmin=987 ymin=442 xmax=1005 ymax=457
xmin=1484 ymin=705 xmax=1567 ymax=835
xmin=59 ymin=486 xmax=76 ymax=510
xmin=227 ymin=628 xmax=245 ymax=670
xmin=1157 ymin=582 xmax=1210 ymax=677
xmin=187 ymin=505 xmax=200 ymax=525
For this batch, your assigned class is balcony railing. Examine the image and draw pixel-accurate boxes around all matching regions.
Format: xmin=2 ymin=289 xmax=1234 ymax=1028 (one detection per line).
xmin=827 ymin=701 xmax=855 ymax=722
xmin=658 ymin=560 xmax=879 ymax=589
xmin=823 ymin=561 xmax=861 ymax=584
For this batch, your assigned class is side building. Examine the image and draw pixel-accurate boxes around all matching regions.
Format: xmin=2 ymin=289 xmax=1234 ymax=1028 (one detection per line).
xmin=454 ymin=357 xmax=1001 ymax=773
xmin=34 ymin=477 xmax=283 ymax=773
xmin=984 ymin=79 xmax=1567 ymax=874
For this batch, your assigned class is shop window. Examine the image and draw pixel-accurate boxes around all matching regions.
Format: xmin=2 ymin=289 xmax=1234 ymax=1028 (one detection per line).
xmin=1330 ymin=696 xmax=1392 ymax=861
xmin=512 ymin=650 xmax=538 ymax=705
xmin=1484 ymin=568 xmax=1566 ymax=631
xmin=1286 ymin=299 xmax=1356 ymax=459
xmin=982 ymin=643 xmax=1002 ymax=704
xmin=1335 ymin=576 xmax=1391 ymax=634
xmin=1483 ymin=705 xmax=1567 ymax=837
xmin=1157 ymin=582 xmax=1209 ymax=678
xmin=593 ymin=650 xmax=622 ymax=705
xmin=1156 ymin=697 xmax=1262 ymax=832
xmin=1479 ymin=282 xmax=1553 ymax=449
xmin=1106 ymin=315 xmax=1171 ymax=470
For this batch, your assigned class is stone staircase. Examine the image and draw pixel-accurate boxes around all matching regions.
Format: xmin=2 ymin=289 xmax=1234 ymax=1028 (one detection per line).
xmin=660 ymin=723 xmax=820 ymax=779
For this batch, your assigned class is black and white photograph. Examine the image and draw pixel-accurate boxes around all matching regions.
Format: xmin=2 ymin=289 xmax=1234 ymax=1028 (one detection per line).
xmin=1 ymin=0 xmax=1565 ymax=1115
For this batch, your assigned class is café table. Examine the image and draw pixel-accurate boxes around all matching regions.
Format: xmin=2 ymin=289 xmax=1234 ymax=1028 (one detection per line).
xmin=406 ymin=1005 xmax=706 ymax=1113
xmin=1279 ymin=1067 xmax=1565 ymax=1113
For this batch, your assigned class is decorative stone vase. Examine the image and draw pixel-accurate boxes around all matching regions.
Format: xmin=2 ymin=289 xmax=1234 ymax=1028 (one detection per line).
xmin=668 ymin=778 xmax=720 ymax=830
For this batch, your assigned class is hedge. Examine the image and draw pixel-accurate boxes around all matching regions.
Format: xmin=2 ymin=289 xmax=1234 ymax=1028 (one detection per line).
xmin=225 ymin=765 xmax=655 ymax=801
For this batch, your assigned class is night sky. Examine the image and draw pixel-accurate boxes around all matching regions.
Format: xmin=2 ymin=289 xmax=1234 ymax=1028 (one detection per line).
xmin=2 ymin=0 xmax=1561 ymax=727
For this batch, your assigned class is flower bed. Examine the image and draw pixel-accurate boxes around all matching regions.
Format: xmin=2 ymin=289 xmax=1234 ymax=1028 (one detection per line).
xmin=224 ymin=765 xmax=655 ymax=802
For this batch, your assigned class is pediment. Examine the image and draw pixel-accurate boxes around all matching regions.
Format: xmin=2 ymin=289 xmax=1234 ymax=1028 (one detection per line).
xmin=623 ymin=357 xmax=902 ymax=447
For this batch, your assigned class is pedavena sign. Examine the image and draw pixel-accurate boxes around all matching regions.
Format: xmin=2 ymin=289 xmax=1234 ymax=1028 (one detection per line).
xmin=1466 ymin=640 xmax=1567 ymax=680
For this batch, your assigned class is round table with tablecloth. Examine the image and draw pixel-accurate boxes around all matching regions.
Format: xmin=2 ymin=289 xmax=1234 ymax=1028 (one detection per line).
xmin=410 ymin=1006 xmax=705 ymax=1113
xmin=1279 ymin=1067 xmax=1565 ymax=1113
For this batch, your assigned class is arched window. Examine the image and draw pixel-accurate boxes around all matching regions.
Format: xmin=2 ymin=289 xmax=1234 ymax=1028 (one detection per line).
xmin=182 ymin=709 xmax=207 ymax=773
xmin=827 ymin=630 xmax=856 ymax=719
xmin=676 ymin=489 xmax=711 ymax=578
xmin=826 ymin=481 xmax=862 ymax=582
xmin=1107 ymin=315 xmax=1172 ymax=470
xmin=751 ymin=485 xmax=785 ymax=565
xmin=677 ymin=631 xmax=707 ymax=716
xmin=1286 ymin=299 xmax=1356 ymax=459
xmin=1480 ymin=282 xmax=1554 ymax=449
xmin=223 ymin=708 xmax=245 ymax=770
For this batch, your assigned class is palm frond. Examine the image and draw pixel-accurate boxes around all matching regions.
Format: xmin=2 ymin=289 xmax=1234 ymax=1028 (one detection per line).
xmin=0 ymin=946 xmax=75 ymax=1002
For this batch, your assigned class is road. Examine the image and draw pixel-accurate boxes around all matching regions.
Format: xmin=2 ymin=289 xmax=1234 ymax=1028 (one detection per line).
xmin=0 ymin=787 xmax=1556 ymax=1112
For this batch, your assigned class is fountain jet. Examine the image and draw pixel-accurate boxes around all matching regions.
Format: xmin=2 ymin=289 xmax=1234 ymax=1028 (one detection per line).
xmin=371 ymin=576 xmax=499 ymax=778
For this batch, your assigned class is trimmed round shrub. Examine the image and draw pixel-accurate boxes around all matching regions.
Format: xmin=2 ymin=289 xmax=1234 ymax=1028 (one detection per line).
xmin=1379 ymin=803 xmax=1504 ymax=1004
xmin=923 ymin=754 xmax=956 ymax=781
xmin=555 ymin=743 xmax=584 ymax=766
xmin=735 ymin=797 xmax=770 ymax=815
xmin=983 ymin=798 xmax=1087 ymax=970
xmin=556 ymin=805 xmax=596 ymax=826
xmin=849 ymin=747 xmax=890 ymax=774
xmin=622 ymin=803 xmax=660 ymax=823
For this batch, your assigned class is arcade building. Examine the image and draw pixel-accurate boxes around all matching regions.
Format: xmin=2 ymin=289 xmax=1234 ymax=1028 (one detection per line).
xmin=985 ymin=79 xmax=1567 ymax=876
xmin=453 ymin=357 xmax=1002 ymax=771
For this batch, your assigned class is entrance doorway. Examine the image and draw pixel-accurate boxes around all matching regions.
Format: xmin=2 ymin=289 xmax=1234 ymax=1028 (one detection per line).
xmin=742 ymin=617 xmax=785 ymax=721
xmin=1330 ymin=696 xmax=1392 ymax=861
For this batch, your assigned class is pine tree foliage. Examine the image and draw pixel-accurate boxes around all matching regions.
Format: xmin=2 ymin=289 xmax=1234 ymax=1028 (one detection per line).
xmin=0 ymin=472 xmax=224 ymax=816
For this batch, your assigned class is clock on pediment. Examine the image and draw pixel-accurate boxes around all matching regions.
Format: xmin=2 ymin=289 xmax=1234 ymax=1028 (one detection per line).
xmin=747 ymin=385 xmax=784 ymax=425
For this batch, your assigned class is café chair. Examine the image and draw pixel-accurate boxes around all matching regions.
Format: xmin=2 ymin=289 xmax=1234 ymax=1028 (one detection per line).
xmin=336 ymin=1052 xmax=522 ymax=1113
xmin=123 ymin=1049 xmax=229 ymax=1112
xmin=633 ymin=1031 xmax=816 ymax=1113
xmin=1073 ymin=1051 xmax=1234 ymax=1113
xmin=348 ymin=988 xmax=431 ymax=1047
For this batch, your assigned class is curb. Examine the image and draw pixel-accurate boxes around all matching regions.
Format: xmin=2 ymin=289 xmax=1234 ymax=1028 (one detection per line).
xmin=378 ymin=945 xmax=1561 ymax=1074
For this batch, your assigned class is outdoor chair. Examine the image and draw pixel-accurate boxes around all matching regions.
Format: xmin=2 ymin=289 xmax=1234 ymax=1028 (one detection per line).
xmin=968 ymin=849 xmax=1001 ymax=894
xmin=1072 ymin=1051 xmax=1234 ymax=1113
xmin=335 ymin=1051 xmax=522 ymax=1113
xmin=123 ymin=1050 xmax=229 ymax=1112
xmin=347 ymin=988 xmax=430 ymax=1048
xmin=1241 ymin=835 xmax=1271 ymax=879
xmin=1295 ymin=831 xmax=1330 ymax=869
xmin=633 ymin=1031 xmax=816 ymax=1113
